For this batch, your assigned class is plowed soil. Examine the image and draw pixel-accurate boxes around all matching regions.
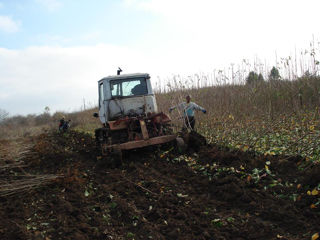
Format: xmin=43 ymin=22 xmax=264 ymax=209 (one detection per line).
xmin=0 ymin=130 xmax=319 ymax=240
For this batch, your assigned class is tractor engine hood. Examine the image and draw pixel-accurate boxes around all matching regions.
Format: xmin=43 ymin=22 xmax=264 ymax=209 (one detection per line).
xmin=107 ymin=95 xmax=158 ymax=120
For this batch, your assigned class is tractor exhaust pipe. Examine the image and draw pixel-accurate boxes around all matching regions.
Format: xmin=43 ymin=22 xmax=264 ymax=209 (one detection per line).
xmin=117 ymin=67 xmax=122 ymax=75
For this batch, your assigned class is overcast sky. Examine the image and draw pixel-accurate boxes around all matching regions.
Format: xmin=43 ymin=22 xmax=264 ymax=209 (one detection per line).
xmin=0 ymin=0 xmax=319 ymax=115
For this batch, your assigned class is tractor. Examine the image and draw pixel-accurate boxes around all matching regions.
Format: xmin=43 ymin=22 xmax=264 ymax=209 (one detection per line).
xmin=94 ymin=71 xmax=185 ymax=162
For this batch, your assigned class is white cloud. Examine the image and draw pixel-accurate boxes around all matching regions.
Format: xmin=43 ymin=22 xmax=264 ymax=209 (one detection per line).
xmin=34 ymin=34 xmax=72 ymax=45
xmin=0 ymin=43 xmax=216 ymax=115
xmin=0 ymin=44 xmax=153 ymax=115
xmin=124 ymin=0 xmax=320 ymax=62
xmin=35 ymin=0 xmax=62 ymax=11
xmin=0 ymin=15 xmax=19 ymax=33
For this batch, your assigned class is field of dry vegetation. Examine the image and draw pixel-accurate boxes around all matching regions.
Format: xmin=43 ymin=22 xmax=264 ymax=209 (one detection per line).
xmin=1 ymin=45 xmax=320 ymax=239
xmin=2 ymin=42 xmax=320 ymax=163
xmin=1 ymin=64 xmax=320 ymax=162
xmin=2 ymin=72 xmax=320 ymax=182
xmin=157 ymin=74 xmax=320 ymax=162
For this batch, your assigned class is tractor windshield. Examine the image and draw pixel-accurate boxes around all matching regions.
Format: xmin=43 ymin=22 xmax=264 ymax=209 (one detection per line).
xmin=110 ymin=78 xmax=148 ymax=97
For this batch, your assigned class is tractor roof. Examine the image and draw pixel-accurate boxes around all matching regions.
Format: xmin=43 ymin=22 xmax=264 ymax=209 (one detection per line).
xmin=99 ymin=73 xmax=150 ymax=83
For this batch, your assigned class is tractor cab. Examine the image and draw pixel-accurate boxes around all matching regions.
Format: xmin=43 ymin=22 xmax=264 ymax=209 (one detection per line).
xmin=97 ymin=73 xmax=158 ymax=124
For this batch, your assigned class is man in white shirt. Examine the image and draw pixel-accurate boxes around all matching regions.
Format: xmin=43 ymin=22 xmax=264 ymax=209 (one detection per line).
xmin=169 ymin=95 xmax=206 ymax=130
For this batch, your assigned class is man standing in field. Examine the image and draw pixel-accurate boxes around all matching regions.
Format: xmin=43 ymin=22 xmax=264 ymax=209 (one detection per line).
xmin=169 ymin=95 xmax=206 ymax=130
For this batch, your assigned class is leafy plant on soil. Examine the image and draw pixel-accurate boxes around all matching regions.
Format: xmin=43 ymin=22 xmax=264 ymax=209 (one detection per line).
xmin=197 ymin=111 xmax=320 ymax=163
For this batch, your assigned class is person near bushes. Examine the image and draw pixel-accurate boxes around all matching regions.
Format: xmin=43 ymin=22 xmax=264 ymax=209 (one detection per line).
xmin=169 ymin=95 xmax=206 ymax=130
xmin=59 ymin=116 xmax=65 ymax=131
xmin=59 ymin=116 xmax=71 ymax=132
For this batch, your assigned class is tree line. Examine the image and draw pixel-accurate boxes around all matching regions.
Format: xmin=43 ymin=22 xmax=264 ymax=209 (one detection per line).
xmin=245 ymin=66 xmax=281 ymax=85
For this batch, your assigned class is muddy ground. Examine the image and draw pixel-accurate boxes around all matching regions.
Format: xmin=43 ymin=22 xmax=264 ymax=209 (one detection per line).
xmin=0 ymin=130 xmax=319 ymax=240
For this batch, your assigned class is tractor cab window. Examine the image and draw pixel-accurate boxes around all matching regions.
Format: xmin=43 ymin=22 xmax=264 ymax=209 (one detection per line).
xmin=110 ymin=78 xmax=148 ymax=97
xmin=99 ymin=83 xmax=104 ymax=107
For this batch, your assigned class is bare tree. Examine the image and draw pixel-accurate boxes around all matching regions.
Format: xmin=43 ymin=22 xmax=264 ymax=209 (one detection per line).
xmin=0 ymin=108 xmax=9 ymax=122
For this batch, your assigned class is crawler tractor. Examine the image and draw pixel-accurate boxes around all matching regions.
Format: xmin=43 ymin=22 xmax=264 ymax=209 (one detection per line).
xmin=94 ymin=72 xmax=184 ymax=161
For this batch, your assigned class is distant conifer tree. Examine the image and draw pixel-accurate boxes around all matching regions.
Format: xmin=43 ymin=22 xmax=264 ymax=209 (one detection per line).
xmin=269 ymin=66 xmax=281 ymax=81
xmin=246 ymin=71 xmax=264 ymax=85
